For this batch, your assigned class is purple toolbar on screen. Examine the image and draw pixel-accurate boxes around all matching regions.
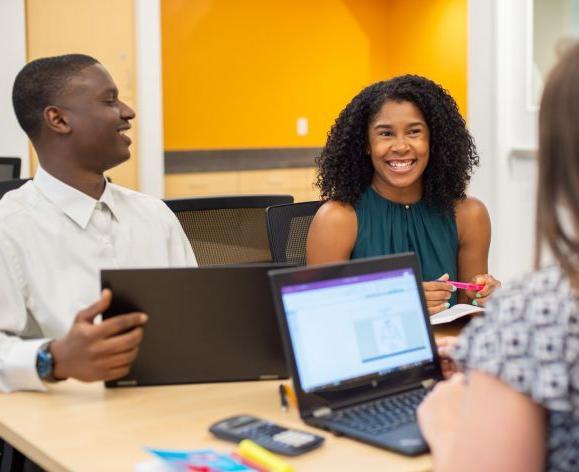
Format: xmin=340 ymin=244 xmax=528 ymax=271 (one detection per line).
xmin=280 ymin=268 xmax=414 ymax=294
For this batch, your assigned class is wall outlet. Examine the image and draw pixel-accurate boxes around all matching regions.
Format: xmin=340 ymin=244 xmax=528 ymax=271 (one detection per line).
xmin=296 ymin=117 xmax=309 ymax=136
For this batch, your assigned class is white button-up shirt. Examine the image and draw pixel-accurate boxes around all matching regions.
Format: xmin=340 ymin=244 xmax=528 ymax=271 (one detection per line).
xmin=0 ymin=167 xmax=197 ymax=392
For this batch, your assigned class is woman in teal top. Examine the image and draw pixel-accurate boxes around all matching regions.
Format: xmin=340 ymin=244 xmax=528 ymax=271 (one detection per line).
xmin=353 ymin=186 xmax=459 ymax=305
xmin=307 ymin=75 xmax=500 ymax=314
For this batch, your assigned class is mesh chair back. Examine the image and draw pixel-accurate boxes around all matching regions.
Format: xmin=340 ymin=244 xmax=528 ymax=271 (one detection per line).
xmin=164 ymin=195 xmax=293 ymax=265
xmin=0 ymin=178 xmax=31 ymax=199
xmin=266 ymin=200 xmax=323 ymax=265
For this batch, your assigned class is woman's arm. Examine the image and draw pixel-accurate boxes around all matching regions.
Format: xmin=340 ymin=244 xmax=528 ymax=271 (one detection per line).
xmin=418 ymin=370 xmax=546 ymax=472
xmin=306 ymin=201 xmax=357 ymax=265
xmin=455 ymin=197 xmax=500 ymax=304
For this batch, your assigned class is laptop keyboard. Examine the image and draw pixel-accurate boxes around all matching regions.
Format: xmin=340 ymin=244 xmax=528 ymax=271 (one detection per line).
xmin=328 ymin=388 xmax=427 ymax=435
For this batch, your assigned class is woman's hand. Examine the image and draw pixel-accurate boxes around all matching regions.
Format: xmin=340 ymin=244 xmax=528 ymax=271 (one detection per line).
xmin=417 ymin=373 xmax=466 ymax=463
xmin=464 ymin=274 xmax=501 ymax=306
xmin=436 ymin=336 xmax=459 ymax=379
xmin=423 ymin=273 xmax=456 ymax=315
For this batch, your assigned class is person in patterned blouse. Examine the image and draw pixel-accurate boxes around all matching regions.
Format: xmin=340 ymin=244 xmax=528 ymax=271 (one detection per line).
xmin=416 ymin=44 xmax=579 ymax=471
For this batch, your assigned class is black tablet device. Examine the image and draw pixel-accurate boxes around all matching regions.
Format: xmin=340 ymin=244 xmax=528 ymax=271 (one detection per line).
xmin=101 ymin=264 xmax=292 ymax=387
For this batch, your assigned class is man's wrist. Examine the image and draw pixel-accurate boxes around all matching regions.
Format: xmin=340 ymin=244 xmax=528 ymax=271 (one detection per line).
xmin=36 ymin=341 xmax=67 ymax=382
xmin=48 ymin=339 xmax=68 ymax=381
xmin=36 ymin=341 xmax=57 ymax=382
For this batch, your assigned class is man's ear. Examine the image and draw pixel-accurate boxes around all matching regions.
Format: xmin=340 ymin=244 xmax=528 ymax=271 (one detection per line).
xmin=43 ymin=105 xmax=71 ymax=135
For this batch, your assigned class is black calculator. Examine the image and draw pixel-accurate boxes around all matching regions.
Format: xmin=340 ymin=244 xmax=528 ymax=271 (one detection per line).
xmin=209 ymin=414 xmax=325 ymax=456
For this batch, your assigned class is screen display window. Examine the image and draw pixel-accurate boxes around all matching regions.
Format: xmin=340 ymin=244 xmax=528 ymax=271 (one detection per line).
xmin=280 ymin=268 xmax=434 ymax=393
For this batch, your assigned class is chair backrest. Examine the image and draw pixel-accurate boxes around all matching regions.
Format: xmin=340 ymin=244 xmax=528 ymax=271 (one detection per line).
xmin=265 ymin=200 xmax=323 ymax=265
xmin=164 ymin=194 xmax=294 ymax=265
xmin=0 ymin=178 xmax=31 ymax=199
xmin=0 ymin=157 xmax=21 ymax=181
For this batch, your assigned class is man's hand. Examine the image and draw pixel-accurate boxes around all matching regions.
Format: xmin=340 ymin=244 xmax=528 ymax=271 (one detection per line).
xmin=50 ymin=289 xmax=148 ymax=382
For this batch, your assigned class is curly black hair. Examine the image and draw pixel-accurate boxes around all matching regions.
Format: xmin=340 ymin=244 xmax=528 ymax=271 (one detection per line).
xmin=315 ymin=75 xmax=479 ymax=211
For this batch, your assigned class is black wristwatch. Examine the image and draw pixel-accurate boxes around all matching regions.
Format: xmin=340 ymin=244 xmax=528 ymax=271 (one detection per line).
xmin=36 ymin=342 xmax=59 ymax=382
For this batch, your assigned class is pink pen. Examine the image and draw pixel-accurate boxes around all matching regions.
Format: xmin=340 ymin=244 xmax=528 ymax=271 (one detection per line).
xmin=447 ymin=280 xmax=484 ymax=291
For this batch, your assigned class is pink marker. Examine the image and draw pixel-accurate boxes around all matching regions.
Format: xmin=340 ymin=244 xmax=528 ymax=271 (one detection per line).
xmin=447 ymin=280 xmax=484 ymax=291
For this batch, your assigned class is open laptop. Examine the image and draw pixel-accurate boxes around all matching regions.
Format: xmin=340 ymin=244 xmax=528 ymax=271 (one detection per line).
xmin=268 ymin=253 xmax=442 ymax=456
xmin=101 ymin=264 xmax=292 ymax=388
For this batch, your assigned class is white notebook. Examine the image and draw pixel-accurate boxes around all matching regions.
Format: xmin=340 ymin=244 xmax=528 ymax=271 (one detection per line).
xmin=430 ymin=303 xmax=484 ymax=325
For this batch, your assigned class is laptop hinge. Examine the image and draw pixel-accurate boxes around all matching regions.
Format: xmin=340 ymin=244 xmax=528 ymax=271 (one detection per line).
xmin=259 ymin=374 xmax=280 ymax=380
xmin=116 ymin=380 xmax=138 ymax=387
xmin=421 ymin=378 xmax=436 ymax=389
xmin=312 ymin=407 xmax=332 ymax=418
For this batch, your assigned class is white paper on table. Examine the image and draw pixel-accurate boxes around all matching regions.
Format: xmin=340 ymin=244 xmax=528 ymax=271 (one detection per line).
xmin=429 ymin=303 xmax=484 ymax=325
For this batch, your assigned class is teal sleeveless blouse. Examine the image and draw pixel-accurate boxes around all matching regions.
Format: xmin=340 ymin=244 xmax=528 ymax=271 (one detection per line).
xmin=352 ymin=187 xmax=458 ymax=305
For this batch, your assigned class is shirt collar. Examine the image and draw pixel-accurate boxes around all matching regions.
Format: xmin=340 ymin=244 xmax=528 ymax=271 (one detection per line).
xmin=33 ymin=166 xmax=119 ymax=229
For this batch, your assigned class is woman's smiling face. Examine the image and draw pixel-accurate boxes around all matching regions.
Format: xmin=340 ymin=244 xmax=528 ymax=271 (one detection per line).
xmin=367 ymin=99 xmax=430 ymax=201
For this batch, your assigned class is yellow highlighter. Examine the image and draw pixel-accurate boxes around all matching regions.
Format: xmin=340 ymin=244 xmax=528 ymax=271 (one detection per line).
xmin=237 ymin=439 xmax=295 ymax=472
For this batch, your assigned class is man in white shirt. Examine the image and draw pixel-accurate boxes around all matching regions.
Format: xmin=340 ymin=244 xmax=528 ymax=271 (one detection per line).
xmin=0 ymin=54 xmax=197 ymax=392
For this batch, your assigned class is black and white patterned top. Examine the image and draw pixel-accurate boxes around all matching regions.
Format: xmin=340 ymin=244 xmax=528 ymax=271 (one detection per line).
xmin=452 ymin=266 xmax=579 ymax=472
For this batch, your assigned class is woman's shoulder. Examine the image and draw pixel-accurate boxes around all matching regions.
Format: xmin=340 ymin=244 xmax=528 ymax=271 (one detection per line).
xmin=454 ymin=196 xmax=491 ymax=242
xmin=309 ymin=200 xmax=357 ymax=242
xmin=454 ymin=196 xmax=490 ymax=224
xmin=307 ymin=200 xmax=358 ymax=263
xmin=314 ymin=200 xmax=357 ymax=222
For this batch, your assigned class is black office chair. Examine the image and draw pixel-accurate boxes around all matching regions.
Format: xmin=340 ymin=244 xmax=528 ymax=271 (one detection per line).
xmin=0 ymin=157 xmax=21 ymax=181
xmin=0 ymin=179 xmax=30 ymax=199
xmin=265 ymin=200 xmax=323 ymax=265
xmin=164 ymin=195 xmax=294 ymax=265
xmin=0 ymin=442 xmax=42 ymax=472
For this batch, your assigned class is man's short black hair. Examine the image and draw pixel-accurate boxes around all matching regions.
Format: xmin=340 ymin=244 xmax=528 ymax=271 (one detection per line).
xmin=12 ymin=54 xmax=99 ymax=139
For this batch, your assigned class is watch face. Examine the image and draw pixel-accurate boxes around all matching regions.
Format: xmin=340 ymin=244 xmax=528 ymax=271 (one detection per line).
xmin=37 ymin=347 xmax=54 ymax=379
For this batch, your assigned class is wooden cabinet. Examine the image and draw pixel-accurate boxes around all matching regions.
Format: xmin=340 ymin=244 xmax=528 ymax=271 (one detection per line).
xmin=164 ymin=167 xmax=319 ymax=202
xmin=238 ymin=168 xmax=318 ymax=201
xmin=164 ymin=172 xmax=239 ymax=198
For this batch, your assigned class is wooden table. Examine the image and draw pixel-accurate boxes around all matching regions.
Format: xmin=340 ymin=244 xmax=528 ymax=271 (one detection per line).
xmin=0 ymin=323 xmax=464 ymax=472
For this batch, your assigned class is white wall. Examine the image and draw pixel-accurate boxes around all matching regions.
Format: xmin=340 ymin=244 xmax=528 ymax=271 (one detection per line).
xmin=0 ymin=0 xmax=29 ymax=176
xmin=469 ymin=0 xmax=539 ymax=283
xmin=135 ymin=0 xmax=165 ymax=198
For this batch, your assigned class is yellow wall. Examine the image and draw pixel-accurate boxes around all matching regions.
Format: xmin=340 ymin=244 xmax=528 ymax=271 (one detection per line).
xmin=161 ymin=0 xmax=467 ymax=151
xmin=383 ymin=0 xmax=467 ymax=116
xmin=162 ymin=0 xmax=378 ymax=150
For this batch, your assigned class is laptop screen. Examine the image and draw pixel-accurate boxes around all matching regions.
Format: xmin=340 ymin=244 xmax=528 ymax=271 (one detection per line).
xmin=279 ymin=267 xmax=434 ymax=393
